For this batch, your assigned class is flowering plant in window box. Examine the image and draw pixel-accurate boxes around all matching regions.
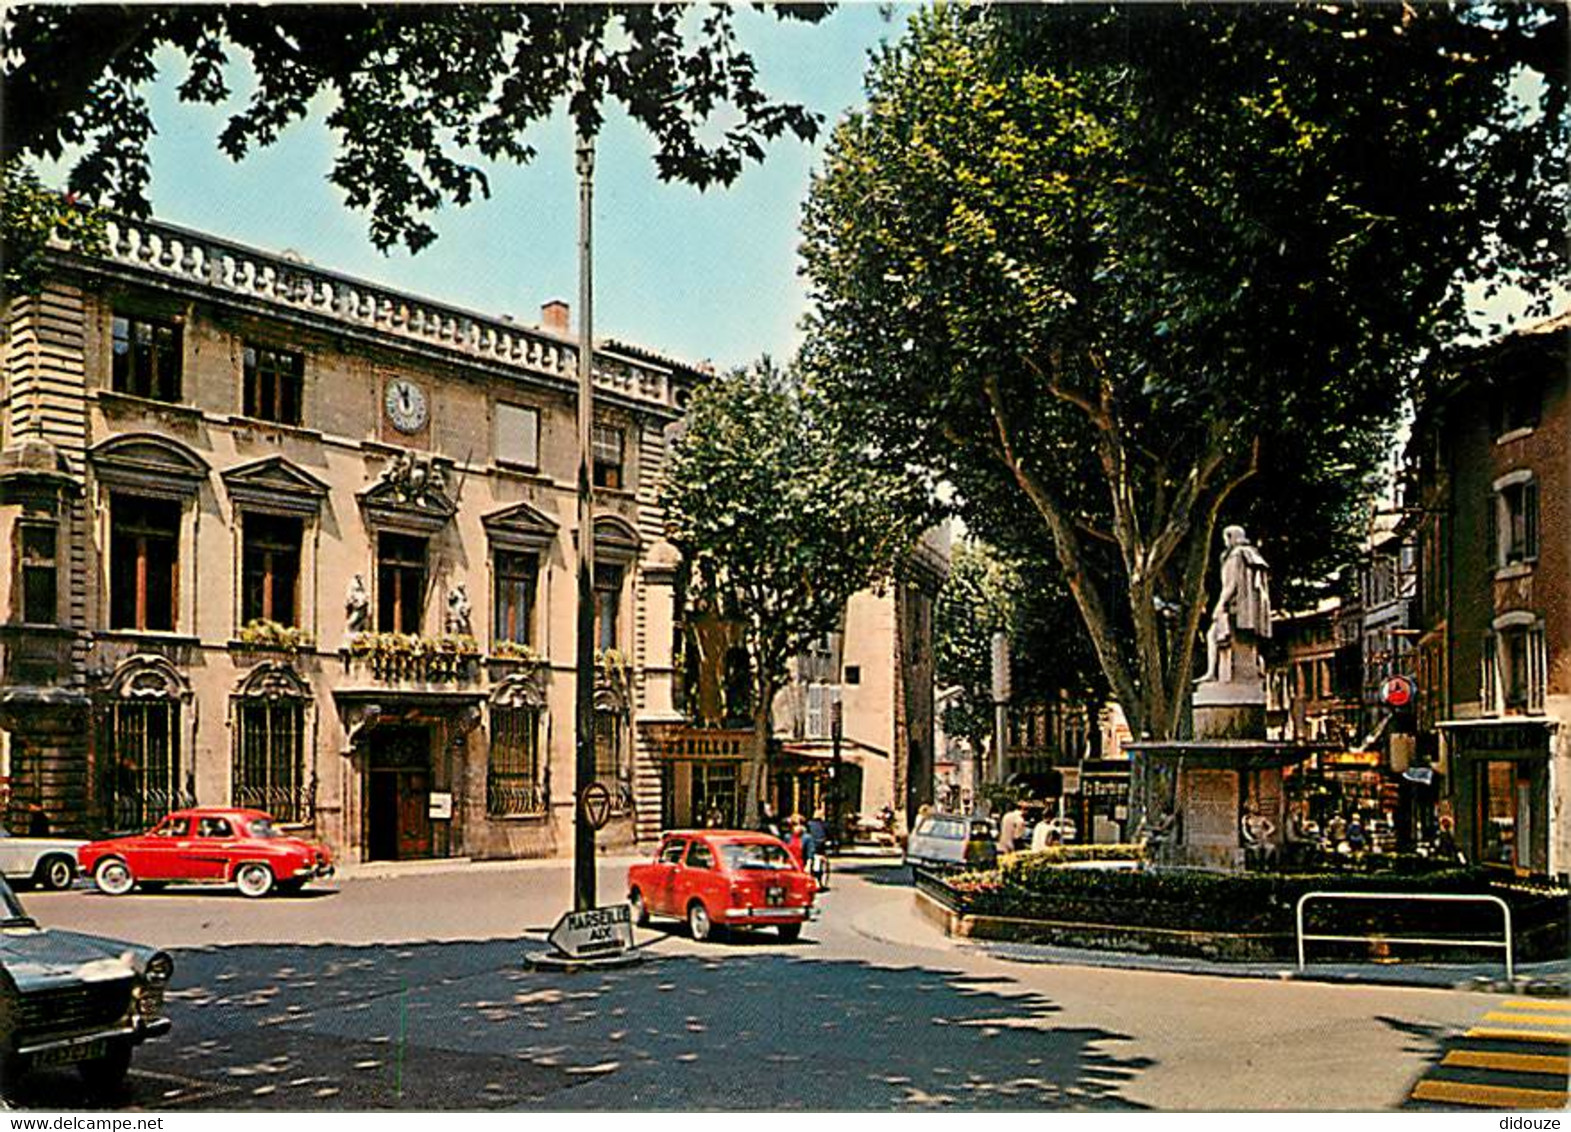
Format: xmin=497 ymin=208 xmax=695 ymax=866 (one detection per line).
xmin=490 ymin=640 xmax=544 ymax=667
xmin=238 ymin=619 xmax=315 ymax=653
xmin=346 ymin=632 xmax=479 ymax=681
xmin=595 ymin=647 xmax=631 ymax=692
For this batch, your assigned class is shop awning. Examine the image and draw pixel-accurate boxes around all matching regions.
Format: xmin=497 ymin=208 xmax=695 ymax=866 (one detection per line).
xmin=779 ymin=737 xmax=888 ymax=763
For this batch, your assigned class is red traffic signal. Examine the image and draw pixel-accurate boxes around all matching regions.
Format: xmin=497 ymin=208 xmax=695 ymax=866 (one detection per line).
xmin=1381 ymin=675 xmax=1415 ymax=708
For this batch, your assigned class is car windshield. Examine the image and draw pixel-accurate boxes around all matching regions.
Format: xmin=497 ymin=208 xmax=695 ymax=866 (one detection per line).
xmin=719 ymin=842 xmax=793 ymax=871
xmin=918 ymin=818 xmax=966 ymax=840
xmin=0 ymin=878 xmax=30 ymax=924
xmin=247 ymin=818 xmax=283 ymax=838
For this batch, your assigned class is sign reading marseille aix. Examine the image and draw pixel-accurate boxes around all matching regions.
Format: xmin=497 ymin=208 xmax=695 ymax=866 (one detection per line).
xmin=548 ymin=904 xmax=635 ymax=960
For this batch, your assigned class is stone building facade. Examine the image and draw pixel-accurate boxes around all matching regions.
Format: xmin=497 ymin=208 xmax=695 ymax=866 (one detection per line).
xmin=0 ymin=215 xmax=698 ymax=863
xmin=1406 ymin=311 xmax=1569 ymax=879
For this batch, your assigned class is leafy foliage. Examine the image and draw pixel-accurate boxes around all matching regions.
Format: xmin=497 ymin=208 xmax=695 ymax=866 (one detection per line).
xmin=662 ymin=361 xmax=925 ymax=781
xmin=1 ymin=4 xmax=831 ymax=253
xmin=933 ymin=539 xmax=1017 ymax=758
xmin=1 ymin=159 xmax=106 ymax=297
xmin=801 ymin=3 xmax=1567 ymax=739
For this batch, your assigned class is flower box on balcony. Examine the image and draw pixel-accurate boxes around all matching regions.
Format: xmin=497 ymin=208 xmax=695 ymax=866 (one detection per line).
xmin=345 ymin=632 xmax=481 ymax=683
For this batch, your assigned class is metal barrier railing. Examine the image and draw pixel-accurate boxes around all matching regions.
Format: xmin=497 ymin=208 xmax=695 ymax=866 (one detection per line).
xmin=1296 ymin=891 xmax=1514 ymax=981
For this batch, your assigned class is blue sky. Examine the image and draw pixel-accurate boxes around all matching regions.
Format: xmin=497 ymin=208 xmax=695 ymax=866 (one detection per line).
xmin=42 ymin=5 xmax=912 ymax=371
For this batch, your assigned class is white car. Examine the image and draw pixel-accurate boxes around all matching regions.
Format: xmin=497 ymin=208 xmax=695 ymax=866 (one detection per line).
xmin=0 ymin=827 xmax=84 ymax=890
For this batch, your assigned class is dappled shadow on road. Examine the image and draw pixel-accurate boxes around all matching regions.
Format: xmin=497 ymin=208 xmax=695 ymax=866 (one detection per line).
xmin=13 ymin=939 xmax=1152 ymax=1112
xmin=836 ymin=862 xmax=915 ymax=888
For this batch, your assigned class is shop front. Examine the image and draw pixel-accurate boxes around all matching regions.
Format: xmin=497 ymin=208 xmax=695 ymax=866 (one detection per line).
xmin=1442 ymin=718 xmax=1553 ymax=877
xmin=645 ymin=725 xmax=752 ymax=830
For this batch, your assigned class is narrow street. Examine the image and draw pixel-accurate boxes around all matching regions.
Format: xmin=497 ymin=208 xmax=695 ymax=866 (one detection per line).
xmin=12 ymin=856 xmax=1498 ymax=1111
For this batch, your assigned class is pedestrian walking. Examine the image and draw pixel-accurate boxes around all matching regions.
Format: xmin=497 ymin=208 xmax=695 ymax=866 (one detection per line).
xmin=759 ymin=800 xmax=782 ymax=840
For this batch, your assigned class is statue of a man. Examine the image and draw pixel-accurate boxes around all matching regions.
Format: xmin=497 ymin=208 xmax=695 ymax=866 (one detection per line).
xmin=345 ymin=574 xmax=370 ymax=634
xmin=445 ymin=584 xmax=473 ymax=637
xmin=1199 ymin=525 xmax=1271 ymax=684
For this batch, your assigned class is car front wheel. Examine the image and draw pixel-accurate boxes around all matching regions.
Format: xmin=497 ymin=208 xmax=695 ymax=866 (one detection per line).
xmin=37 ymin=854 xmax=75 ymax=891
xmin=235 ymin=862 xmax=275 ymax=899
xmin=93 ymin=857 xmax=135 ymax=896
xmin=628 ymin=889 xmax=649 ymax=926
xmin=686 ymin=900 xmax=713 ymax=942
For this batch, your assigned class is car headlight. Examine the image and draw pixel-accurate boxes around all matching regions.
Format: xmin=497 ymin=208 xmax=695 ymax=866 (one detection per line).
xmin=144 ymin=952 xmax=174 ymax=986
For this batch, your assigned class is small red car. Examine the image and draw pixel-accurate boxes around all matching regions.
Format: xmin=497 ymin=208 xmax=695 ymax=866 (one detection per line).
xmin=626 ymin=830 xmax=818 ymax=942
xmin=77 ymin=807 xmax=334 ymax=899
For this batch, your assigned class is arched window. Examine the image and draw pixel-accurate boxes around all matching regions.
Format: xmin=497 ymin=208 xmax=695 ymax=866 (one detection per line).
xmin=488 ymin=674 xmax=546 ymax=817
xmin=232 ymin=662 xmax=313 ymax=822
xmin=101 ymin=655 xmax=192 ymax=830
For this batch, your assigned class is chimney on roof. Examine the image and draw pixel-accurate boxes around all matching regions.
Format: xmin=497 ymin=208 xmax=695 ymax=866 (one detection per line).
xmin=541 ymin=300 xmax=570 ymax=334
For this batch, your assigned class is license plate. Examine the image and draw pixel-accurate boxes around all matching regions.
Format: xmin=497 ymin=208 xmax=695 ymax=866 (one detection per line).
xmin=34 ymin=1039 xmax=105 ymax=1068
xmin=766 ymin=886 xmax=785 ymax=906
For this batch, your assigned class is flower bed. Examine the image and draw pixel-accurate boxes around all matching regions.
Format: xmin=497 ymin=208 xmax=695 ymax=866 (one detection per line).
xmin=931 ymin=854 xmax=1568 ymax=961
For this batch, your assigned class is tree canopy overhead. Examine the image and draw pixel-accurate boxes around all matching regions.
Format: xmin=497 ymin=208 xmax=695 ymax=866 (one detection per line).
xmin=2 ymin=3 xmax=830 ymax=253
xmin=800 ymin=2 xmax=1567 ymax=741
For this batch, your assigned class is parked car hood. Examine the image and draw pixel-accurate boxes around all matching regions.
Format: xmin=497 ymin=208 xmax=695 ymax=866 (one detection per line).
xmin=1 ymin=924 xmax=155 ymax=992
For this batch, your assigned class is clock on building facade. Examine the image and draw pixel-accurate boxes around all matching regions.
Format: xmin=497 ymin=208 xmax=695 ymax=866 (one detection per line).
xmin=384 ymin=378 xmax=429 ymax=434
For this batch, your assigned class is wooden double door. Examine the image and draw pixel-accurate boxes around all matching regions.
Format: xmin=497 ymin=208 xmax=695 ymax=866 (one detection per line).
xmin=368 ymin=726 xmax=433 ymax=861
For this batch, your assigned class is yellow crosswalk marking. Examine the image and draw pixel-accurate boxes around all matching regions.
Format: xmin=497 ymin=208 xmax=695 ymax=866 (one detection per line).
xmin=1441 ymin=1049 xmax=1571 ymax=1076
xmin=1504 ymin=1000 xmax=1571 ymax=1013
xmin=1483 ymin=1011 xmax=1571 ymax=1027
xmin=1467 ymin=1027 xmax=1571 ymax=1045
xmin=1412 ymin=1079 xmax=1568 ymax=1109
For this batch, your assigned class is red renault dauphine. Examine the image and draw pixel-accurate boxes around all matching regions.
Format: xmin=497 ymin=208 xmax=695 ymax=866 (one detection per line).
xmin=77 ymin=807 xmax=333 ymax=898
xmin=626 ymin=830 xmax=818 ymax=942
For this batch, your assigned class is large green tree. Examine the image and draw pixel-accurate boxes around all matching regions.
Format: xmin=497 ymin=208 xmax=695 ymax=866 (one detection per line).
xmin=801 ymin=3 xmax=1566 ymax=741
xmin=662 ymin=362 xmax=923 ymax=814
xmin=935 ymin=537 xmax=1107 ymax=779
xmin=1 ymin=3 xmax=829 ymax=253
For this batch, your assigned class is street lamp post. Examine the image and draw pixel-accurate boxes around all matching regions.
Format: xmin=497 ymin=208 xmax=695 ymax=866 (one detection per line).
xmin=573 ymin=128 xmax=597 ymax=913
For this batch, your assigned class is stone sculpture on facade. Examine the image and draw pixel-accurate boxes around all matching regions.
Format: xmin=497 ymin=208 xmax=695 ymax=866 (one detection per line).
xmin=345 ymin=574 xmax=370 ymax=636
xmin=445 ymin=584 xmax=473 ymax=637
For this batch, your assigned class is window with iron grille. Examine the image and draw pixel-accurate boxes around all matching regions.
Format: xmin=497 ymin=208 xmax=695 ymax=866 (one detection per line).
xmin=592 ymin=425 xmax=624 ymax=489
xmin=233 ymin=699 xmax=309 ymax=822
xmin=111 ymin=314 xmax=182 ymax=402
xmin=108 ymin=701 xmax=183 ymax=830
xmin=594 ymin=709 xmax=626 ymax=810
xmin=487 ymin=706 xmax=544 ymax=816
xmin=243 ymin=345 xmax=304 ymax=425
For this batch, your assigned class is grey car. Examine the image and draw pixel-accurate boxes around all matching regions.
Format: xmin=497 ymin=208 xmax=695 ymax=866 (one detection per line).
xmin=0 ymin=874 xmax=172 ymax=1102
xmin=0 ymin=828 xmax=84 ymax=891
xmin=904 ymin=813 xmax=998 ymax=874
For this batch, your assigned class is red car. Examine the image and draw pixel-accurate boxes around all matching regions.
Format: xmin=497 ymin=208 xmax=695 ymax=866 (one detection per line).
xmin=77 ymin=807 xmax=334 ymax=899
xmin=626 ymin=830 xmax=818 ymax=942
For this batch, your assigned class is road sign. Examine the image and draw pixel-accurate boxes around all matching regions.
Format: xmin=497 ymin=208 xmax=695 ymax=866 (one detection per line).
xmin=579 ymin=781 xmax=612 ymax=829
xmin=547 ymin=903 xmax=634 ymax=960
xmin=1381 ymin=675 xmax=1415 ymax=708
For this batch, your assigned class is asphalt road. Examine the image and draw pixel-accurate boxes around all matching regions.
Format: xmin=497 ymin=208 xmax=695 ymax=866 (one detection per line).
xmin=12 ymin=855 xmax=1498 ymax=1111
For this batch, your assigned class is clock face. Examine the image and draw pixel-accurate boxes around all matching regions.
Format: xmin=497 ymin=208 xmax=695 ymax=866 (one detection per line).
xmin=384 ymin=378 xmax=429 ymax=434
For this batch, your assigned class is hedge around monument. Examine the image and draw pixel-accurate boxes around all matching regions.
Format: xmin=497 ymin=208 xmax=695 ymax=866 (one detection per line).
xmin=941 ymin=851 xmax=1556 ymax=942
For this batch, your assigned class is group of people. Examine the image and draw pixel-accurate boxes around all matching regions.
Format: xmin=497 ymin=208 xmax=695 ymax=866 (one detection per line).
xmin=758 ymin=802 xmax=832 ymax=884
xmin=994 ymin=799 xmax=1067 ymax=854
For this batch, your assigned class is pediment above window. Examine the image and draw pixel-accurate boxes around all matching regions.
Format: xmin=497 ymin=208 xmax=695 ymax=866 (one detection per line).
xmin=223 ymin=456 xmax=329 ymax=516
xmin=358 ymin=450 xmax=456 ymax=536
xmin=234 ymin=660 xmax=313 ymax=702
xmin=90 ymin=433 xmax=209 ymax=498
xmin=491 ymin=671 xmax=546 ymax=710
xmin=588 ymin=515 xmax=640 ymax=563
xmin=103 ymin=653 xmax=192 ymax=701
xmin=483 ymin=500 xmax=557 ymax=553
